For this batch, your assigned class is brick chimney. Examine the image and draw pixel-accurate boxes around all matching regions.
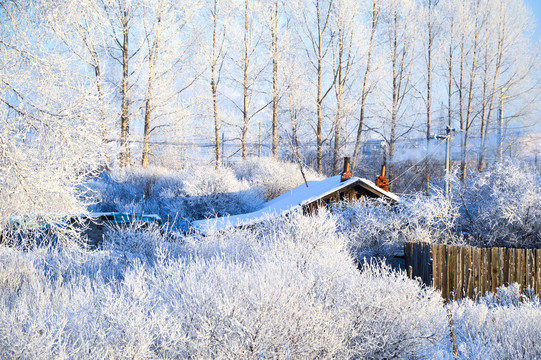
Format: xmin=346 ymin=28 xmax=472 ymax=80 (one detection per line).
xmin=376 ymin=164 xmax=389 ymax=191
xmin=341 ymin=157 xmax=352 ymax=182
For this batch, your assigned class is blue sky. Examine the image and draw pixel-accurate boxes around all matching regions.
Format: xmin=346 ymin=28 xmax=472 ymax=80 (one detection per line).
xmin=525 ymin=0 xmax=541 ymax=40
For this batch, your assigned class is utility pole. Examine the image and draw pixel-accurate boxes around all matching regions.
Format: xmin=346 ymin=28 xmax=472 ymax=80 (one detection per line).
xmin=444 ymin=126 xmax=452 ymax=196
xmin=431 ymin=126 xmax=454 ymax=196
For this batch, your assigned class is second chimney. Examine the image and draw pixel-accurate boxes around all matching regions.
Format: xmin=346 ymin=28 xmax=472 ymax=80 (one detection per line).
xmin=376 ymin=164 xmax=389 ymax=192
xmin=341 ymin=157 xmax=352 ymax=182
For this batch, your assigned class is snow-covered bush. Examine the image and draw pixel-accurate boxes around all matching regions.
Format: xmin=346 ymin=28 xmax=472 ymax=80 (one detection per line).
xmin=334 ymin=191 xmax=462 ymax=257
xmin=233 ymin=157 xmax=322 ymax=200
xmin=102 ymin=222 xmax=166 ymax=262
xmin=86 ymin=165 xmax=263 ymax=229
xmin=333 ymin=200 xmax=405 ymax=257
xmin=86 ymin=159 xmax=323 ymax=231
xmin=350 ymin=261 xmax=447 ymax=359
xmin=451 ymin=285 xmax=541 ymax=359
xmin=0 ymin=2 xmax=108 ymax=238
xmin=156 ymin=164 xmax=262 ymax=223
xmin=0 ymin=210 xmax=448 ymax=359
xmin=457 ymin=161 xmax=541 ymax=247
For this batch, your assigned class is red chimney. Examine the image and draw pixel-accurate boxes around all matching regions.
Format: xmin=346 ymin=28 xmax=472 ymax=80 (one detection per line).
xmin=376 ymin=164 xmax=389 ymax=192
xmin=341 ymin=157 xmax=352 ymax=182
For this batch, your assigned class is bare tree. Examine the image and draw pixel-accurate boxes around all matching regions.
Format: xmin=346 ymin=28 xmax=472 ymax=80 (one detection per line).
xmin=421 ymin=0 xmax=441 ymax=191
xmin=441 ymin=0 xmax=463 ymax=138
xmin=270 ymin=0 xmax=280 ymax=160
xmin=458 ymin=0 xmax=486 ymax=180
xmin=299 ymin=0 xmax=336 ymax=174
xmin=380 ymin=0 xmax=419 ymax=188
xmin=477 ymin=0 xmax=537 ymax=171
xmin=100 ymin=0 xmax=144 ymax=167
xmin=206 ymin=0 xmax=230 ymax=167
xmin=330 ymin=0 xmax=358 ymax=175
xmin=224 ymin=0 xmax=270 ymax=160
xmin=140 ymin=0 xmax=199 ymax=167
xmin=351 ymin=0 xmax=380 ymax=174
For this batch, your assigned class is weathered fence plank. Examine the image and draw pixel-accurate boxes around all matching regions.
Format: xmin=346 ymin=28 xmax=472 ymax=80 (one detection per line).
xmin=432 ymin=245 xmax=439 ymax=290
xmin=525 ymin=249 xmax=535 ymax=289
xmin=473 ymin=246 xmax=481 ymax=298
xmin=536 ymin=250 xmax=541 ymax=295
xmin=481 ymin=248 xmax=490 ymax=295
xmin=517 ymin=248 xmax=525 ymax=290
xmin=490 ymin=247 xmax=498 ymax=293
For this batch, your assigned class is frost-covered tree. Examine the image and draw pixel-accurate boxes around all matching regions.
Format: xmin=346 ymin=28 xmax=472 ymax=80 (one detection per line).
xmin=297 ymin=0 xmax=336 ymax=174
xmin=46 ymin=0 xmax=115 ymax=167
xmin=377 ymin=0 xmax=420 ymax=187
xmin=0 ymin=1 xmax=105 ymax=232
xmin=225 ymin=0 xmax=271 ymax=160
xmin=140 ymin=0 xmax=200 ymax=167
xmin=420 ymin=0 xmax=442 ymax=190
xmin=201 ymin=0 xmax=233 ymax=166
xmin=99 ymin=0 xmax=146 ymax=167
xmin=476 ymin=0 xmax=538 ymax=170
xmin=350 ymin=0 xmax=381 ymax=174
xmin=330 ymin=0 xmax=359 ymax=174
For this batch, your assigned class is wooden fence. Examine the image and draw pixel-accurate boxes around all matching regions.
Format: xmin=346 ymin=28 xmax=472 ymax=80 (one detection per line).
xmin=404 ymin=243 xmax=541 ymax=300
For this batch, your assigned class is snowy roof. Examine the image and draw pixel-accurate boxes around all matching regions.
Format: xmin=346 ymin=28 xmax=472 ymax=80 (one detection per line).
xmin=191 ymin=175 xmax=399 ymax=234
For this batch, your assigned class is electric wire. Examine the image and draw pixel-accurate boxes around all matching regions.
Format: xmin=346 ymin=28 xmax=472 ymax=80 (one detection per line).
xmin=388 ymin=140 xmax=446 ymax=187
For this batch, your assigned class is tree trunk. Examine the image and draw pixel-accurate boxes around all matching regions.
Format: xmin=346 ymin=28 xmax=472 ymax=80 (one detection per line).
xmin=332 ymin=33 xmax=344 ymax=175
xmin=425 ymin=0 xmax=434 ymax=192
xmin=316 ymin=51 xmax=323 ymax=173
xmin=120 ymin=14 xmax=130 ymax=168
xmin=333 ymin=97 xmax=342 ymax=175
xmin=242 ymin=0 xmax=250 ymax=160
xmin=388 ymin=8 xmax=399 ymax=190
xmin=351 ymin=0 xmax=377 ymax=174
xmin=271 ymin=0 xmax=279 ymax=160
xmin=461 ymin=10 xmax=481 ymax=181
xmin=211 ymin=0 xmax=221 ymax=167
xmin=142 ymin=96 xmax=152 ymax=167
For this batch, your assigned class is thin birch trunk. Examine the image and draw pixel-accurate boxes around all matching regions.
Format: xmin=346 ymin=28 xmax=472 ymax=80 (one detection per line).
xmin=241 ymin=0 xmax=250 ymax=160
xmin=120 ymin=10 xmax=130 ymax=168
xmin=271 ymin=0 xmax=279 ymax=160
xmin=351 ymin=0 xmax=378 ymax=173
xmin=211 ymin=0 xmax=221 ymax=167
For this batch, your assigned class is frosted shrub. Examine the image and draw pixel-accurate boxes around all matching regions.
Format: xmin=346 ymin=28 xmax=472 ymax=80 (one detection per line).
xmin=333 ymin=200 xmax=405 ymax=257
xmin=85 ymin=166 xmax=168 ymax=214
xmin=349 ymin=261 xmax=447 ymax=359
xmin=233 ymin=157 xmax=322 ymax=200
xmin=87 ymin=165 xmax=263 ymax=229
xmin=0 ymin=210 xmax=449 ymax=359
xmin=451 ymin=289 xmax=541 ymax=359
xmin=334 ymin=192 xmax=461 ymax=257
xmin=457 ymin=161 xmax=541 ymax=247
xmin=401 ymin=191 xmax=462 ymax=243
xmin=165 ymin=164 xmax=262 ymax=221
xmin=138 ymin=211 xmax=447 ymax=359
xmin=102 ymin=222 xmax=166 ymax=262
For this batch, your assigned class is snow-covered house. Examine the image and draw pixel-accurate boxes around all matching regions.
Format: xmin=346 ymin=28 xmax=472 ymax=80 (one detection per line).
xmin=192 ymin=160 xmax=399 ymax=234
